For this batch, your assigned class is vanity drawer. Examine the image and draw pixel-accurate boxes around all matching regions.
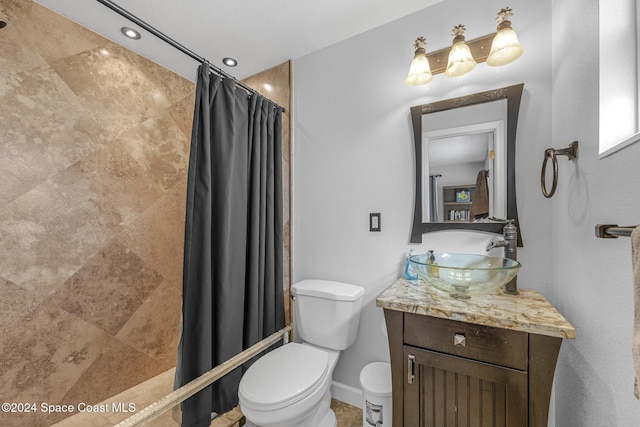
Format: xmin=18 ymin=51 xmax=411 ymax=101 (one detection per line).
xmin=404 ymin=313 xmax=528 ymax=370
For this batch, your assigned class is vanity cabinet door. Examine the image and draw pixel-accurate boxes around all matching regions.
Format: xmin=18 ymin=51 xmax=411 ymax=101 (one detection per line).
xmin=404 ymin=345 xmax=527 ymax=427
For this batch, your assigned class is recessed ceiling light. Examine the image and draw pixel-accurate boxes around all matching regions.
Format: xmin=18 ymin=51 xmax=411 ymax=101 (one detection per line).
xmin=121 ymin=27 xmax=141 ymax=40
xmin=222 ymin=57 xmax=238 ymax=67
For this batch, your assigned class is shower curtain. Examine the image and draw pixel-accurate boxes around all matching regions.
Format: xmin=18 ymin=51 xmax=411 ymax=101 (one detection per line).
xmin=429 ymin=174 xmax=440 ymax=222
xmin=176 ymin=63 xmax=285 ymax=427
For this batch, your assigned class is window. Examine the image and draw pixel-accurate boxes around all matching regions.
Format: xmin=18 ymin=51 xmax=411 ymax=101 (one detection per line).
xmin=599 ymin=0 xmax=640 ymax=157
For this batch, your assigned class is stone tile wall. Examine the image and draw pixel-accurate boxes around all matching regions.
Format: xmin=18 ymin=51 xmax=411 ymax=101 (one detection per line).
xmin=0 ymin=2 xmax=192 ymax=425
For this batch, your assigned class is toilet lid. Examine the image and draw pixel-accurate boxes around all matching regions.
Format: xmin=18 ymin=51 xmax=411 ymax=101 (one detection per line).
xmin=239 ymin=343 xmax=328 ymax=408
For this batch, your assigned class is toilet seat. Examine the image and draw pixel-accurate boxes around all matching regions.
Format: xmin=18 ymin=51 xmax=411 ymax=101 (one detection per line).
xmin=239 ymin=343 xmax=329 ymax=410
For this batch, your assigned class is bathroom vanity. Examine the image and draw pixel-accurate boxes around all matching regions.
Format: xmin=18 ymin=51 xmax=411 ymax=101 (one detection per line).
xmin=376 ymin=278 xmax=575 ymax=426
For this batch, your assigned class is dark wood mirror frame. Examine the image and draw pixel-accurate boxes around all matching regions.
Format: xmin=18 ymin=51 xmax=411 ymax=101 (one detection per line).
xmin=410 ymin=83 xmax=524 ymax=246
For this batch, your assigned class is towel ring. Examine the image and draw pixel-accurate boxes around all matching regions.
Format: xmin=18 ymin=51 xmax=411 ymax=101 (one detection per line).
xmin=541 ymin=141 xmax=578 ymax=198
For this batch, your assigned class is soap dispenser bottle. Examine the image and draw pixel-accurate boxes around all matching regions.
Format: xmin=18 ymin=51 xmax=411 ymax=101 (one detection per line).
xmin=404 ymin=250 xmax=418 ymax=280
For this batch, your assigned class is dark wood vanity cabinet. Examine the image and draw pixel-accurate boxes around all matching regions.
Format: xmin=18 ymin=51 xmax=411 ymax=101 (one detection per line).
xmin=404 ymin=346 xmax=528 ymax=426
xmin=385 ymin=309 xmax=562 ymax=427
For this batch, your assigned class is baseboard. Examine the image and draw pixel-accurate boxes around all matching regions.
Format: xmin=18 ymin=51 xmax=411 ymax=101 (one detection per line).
xmin=331 ymin=380 xmax=363 ymax=409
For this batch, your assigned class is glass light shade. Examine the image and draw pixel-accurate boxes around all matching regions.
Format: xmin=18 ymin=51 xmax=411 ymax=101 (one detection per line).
xmin=487 ymin=27 xmax=523 ymax=66
xmin=444 ymin=41 xmax=477 ymax=77
xmin=405 ymin=52 xmax=433 ymax=86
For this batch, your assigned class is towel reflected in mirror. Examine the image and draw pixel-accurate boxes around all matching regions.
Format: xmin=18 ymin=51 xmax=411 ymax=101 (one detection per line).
xmin=470 ymin=169 xmax=489 ymax=220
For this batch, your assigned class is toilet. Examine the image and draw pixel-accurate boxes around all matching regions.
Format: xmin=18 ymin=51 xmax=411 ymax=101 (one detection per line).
xmin=238 ymin=279 xmax=365 ymax=427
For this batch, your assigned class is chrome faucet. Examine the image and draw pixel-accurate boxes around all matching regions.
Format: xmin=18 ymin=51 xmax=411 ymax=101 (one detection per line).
xmin=486 ymin=220 xmax=519 ymax=295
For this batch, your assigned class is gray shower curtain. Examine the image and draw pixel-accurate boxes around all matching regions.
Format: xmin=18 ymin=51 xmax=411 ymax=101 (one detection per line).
xmin=176 ymin=63 xmax=285 ymax=427
xmin=429 ymin=174 xmax=440 ymax=222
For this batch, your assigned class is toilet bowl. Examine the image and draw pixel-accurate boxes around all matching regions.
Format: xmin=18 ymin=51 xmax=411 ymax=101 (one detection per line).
xmin=238 ymin=280 xmax=364 ymax=427
xmin=239 ymin=343 xmax=339 ymax=427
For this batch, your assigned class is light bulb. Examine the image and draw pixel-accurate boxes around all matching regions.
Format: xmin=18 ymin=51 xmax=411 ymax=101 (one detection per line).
xmin=121 ymin=27 xmax=141 ymax=40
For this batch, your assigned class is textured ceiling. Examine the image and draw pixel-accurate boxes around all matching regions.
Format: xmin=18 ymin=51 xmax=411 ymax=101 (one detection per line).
xmin=35 ymin=0 xmax=443 ymax=81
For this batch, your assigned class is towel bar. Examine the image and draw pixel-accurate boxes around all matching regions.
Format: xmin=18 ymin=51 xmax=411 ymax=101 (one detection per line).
xmin=595 ymin=224 xmax=638 ymax=238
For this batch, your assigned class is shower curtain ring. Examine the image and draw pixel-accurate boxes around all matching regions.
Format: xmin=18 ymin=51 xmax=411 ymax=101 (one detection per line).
xmin=541 ymin=141 xmax=578 ymax=198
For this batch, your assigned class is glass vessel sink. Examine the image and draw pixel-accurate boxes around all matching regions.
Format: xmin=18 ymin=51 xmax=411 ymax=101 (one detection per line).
xmin=409 ymin=252 xmax=521 ymax=298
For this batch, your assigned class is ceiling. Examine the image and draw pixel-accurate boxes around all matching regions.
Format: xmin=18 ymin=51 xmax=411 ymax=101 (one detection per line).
xmin=428 ymin=132 xmax=492 ymax=167
xmin=35 ymin=0 xmax=444 ymax=82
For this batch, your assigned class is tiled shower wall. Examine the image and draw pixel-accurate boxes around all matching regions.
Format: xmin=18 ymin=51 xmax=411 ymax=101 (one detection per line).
xmin=0 ymin=1 xmax=292 ymax=425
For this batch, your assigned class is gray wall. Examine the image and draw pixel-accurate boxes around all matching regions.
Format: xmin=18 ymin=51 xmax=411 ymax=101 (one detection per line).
xmin=295 ymin=0 xmax=640 ymax=424
xmin=552 ymin=0 xmax=640 ymax=425
xmin=294 ymin=0 xmax=553 ymax=403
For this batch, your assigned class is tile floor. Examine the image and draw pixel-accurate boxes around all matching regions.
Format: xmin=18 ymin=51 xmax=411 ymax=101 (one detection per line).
xmin=52 ymin=368 xmax=363 ymax=426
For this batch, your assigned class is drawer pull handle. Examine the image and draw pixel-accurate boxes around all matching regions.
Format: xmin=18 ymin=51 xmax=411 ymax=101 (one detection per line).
xmin=408 ymin=354 xmax=415 ymax=384
xmin=454 ymin=333 xmax=466 ymax=347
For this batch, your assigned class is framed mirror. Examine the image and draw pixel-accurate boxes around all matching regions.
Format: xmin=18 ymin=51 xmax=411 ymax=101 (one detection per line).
xmin=410 ymin=83 xmax=524 ymax=245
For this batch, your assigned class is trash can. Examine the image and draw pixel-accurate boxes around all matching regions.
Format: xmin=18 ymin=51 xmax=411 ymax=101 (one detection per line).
xmin=359 ymin=361 xmax=392 ymax=427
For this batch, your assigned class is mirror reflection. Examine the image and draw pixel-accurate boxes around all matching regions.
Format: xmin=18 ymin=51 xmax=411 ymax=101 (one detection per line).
xmin=423 ymin=100 xmax=507 ymax=223
xmin=410 ymin=84 xmax=524 ymax=245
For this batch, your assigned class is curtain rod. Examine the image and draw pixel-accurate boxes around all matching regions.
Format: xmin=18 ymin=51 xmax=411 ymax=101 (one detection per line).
xmin=95 ymin=0 xmax=285 ymax=112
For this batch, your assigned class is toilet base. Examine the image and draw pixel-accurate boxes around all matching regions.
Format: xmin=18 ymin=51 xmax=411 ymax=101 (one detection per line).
xmin=243 ymin=411 xmax=335 ymax=427
xmin=310 ymin=390 xmax=337 ymax=427
xmin=243 ymin=388 xmax=336 ymax=427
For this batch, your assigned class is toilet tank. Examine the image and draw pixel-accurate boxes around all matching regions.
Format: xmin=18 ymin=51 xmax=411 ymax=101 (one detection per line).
xmin=292 ymin=280 xmax=365 ymax=351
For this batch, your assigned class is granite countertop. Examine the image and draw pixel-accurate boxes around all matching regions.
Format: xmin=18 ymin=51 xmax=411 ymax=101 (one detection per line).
xmin=376 ymin=278 xmax=576 ymax=339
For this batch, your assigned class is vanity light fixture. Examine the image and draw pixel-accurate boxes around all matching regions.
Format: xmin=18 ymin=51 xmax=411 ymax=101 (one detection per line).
xmin=121 ymin=27 xmax=141 ymax=40
xmin=404 ymin=6 xmax=523 ymax=86
xmin=222 ymin=57 xmax=238 ymax=67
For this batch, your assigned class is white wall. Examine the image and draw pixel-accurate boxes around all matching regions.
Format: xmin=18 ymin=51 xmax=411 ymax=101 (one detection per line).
xmin=294 ymin=0 xmax=553 ymax=394
xmin=552 ymin=0 xmax=640 ymax=425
